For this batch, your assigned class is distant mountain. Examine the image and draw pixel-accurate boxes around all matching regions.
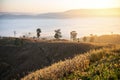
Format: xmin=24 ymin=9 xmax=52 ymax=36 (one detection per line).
xmin=63 ymin=8 xmax=120 ymax=18
xmin=0 ymin=12 xmax=35 ymax=19
xmin=0 ymin=8 xmax=120 ymax=19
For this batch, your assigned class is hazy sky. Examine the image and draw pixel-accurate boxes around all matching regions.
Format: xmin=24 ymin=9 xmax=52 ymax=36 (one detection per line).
xmin=0 ymin=0 xmax=120 ymax=13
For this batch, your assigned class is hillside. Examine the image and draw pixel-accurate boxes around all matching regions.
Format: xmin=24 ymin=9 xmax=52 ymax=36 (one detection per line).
xmin=0 ymin=38 xmax=102 ymax=80
xmin=81 ymin=34 xmax=120 ymax=44
xmin=94 ymin=34 xmax=120 ymax=44
xmin=22 ymin=45 xmax=120 ymax=80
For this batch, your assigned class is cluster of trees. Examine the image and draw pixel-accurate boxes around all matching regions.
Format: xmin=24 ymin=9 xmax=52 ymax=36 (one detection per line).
xmin=14 ymin=28 xmax=78 ymax=41
xmin=36 ymin=28 xmax=78 ymax=40
xmin=12 ymin=28 xmax=120 ymax=43
xmin=36 ymin=28 xmax=62 ymax=40
xmin=13 ymin=28 xmax=97 ymax=42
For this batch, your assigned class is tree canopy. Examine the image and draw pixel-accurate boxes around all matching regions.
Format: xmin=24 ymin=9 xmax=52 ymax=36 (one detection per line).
xmin=70 ymin=31 xmax=77 ymax=41
xmin=36 ymin=28 xmax=41 ymax=38
xmin=54 ymin=29 xmax=62 ymax=40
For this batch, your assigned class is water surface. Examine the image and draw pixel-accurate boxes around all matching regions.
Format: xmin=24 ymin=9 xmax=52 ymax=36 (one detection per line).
xmin=0 ymin=17 xmax=120 ymax=39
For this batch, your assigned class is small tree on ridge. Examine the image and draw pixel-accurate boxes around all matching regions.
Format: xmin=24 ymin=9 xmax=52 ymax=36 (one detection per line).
xmin=54 ymin=29 xmax=62 ymax=40
xmin=70 ymin=31 xmax=77 ymax=41
xmin=36 ymin=28 xmax=41 ymax=38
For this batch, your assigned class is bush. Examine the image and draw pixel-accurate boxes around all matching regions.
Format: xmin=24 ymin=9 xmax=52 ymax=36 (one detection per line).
xmin=14 ymin=38 xmax=23 ymax=46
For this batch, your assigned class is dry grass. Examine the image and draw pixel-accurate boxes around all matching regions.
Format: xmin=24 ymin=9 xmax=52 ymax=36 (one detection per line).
xmin=22 ymin=45 xmax=120 ymax=80
xmin=1 ymin=38 xmax=103 ymax=80
xmin=22 ymin=54 xmax=89 ymax=80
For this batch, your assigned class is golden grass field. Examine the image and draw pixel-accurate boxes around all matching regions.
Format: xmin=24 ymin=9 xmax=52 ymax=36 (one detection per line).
xmin=22 ymin=45 xmax=120 ymax=80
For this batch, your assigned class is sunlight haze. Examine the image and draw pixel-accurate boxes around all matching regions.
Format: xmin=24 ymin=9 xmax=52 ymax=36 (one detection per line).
xmin=0 ymin=0 xmax=120 ymax=13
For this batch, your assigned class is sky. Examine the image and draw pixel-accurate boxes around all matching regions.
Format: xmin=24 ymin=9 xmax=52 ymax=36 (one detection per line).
xmin=0 ymin=0 xmax=120 ymax=13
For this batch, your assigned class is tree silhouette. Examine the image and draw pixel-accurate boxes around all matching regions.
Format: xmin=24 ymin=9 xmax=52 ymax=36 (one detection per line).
xmin=70 ymin=31 xmax=77 ymax=41
xmin=54 ymin=29 xmax=62 ymax=40
xmin=36 ymin=28 xmax=41 ymax=38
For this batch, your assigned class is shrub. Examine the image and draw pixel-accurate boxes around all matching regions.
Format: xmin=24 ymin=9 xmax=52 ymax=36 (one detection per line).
xmin=14 ymin=38 xmax=23 ymax=46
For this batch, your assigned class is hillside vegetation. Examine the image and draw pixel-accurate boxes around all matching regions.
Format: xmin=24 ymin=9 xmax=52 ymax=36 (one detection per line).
xmin=22 ymin=45 xmax=120 ymax=80
xmin=0 ymin=38 xmax=103 ymax=80
xmin=94 ymin=34 xmax=120 ymax=44
xmin=81 ymin=34 xmax=120 ymax=44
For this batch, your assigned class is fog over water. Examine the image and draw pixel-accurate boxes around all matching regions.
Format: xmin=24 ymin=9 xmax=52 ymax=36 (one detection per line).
xmin=0 ymin=17 xmax=120 ymax=39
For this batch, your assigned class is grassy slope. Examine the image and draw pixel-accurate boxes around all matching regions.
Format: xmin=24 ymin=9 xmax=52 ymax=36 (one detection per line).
xmin=0 ymin=38 xmax=102 ymax=80
xmin=81 ymin=34 xmax=120 ymax=44
xmin=22 ymin=45 xmax=120 ymax=80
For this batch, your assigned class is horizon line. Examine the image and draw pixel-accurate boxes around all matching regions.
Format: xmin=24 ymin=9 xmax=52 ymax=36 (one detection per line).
xmin=0 ymin=7 xmax=120 ymax=14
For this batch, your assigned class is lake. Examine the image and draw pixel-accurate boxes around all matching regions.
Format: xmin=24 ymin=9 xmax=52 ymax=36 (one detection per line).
xmin=0 ymin=17 xmax=120 ymax=39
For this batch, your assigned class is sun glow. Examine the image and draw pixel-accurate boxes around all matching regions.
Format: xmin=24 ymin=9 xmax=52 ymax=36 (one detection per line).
xmin=69 ymin=0 xmax=118 ymax=9
xmin=0 ymin=0 xmax=120 ymax=13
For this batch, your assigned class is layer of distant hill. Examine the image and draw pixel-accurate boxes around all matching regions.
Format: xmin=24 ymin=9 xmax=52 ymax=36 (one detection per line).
xmin=0 ymin=8 xmax=120 ymax=19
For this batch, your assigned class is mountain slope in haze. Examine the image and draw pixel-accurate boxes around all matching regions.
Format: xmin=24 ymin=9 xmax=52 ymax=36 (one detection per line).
xmin=0 ymin=8 xmax=120 ymax=19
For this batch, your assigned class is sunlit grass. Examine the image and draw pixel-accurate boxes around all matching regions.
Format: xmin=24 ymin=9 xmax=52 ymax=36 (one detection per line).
xmin=22 ymin=45 xmax=120 ymax=80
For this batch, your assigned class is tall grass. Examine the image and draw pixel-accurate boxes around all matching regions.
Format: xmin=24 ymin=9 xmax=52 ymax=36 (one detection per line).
xmin=22 ymin=45 xmax=120 ymax=80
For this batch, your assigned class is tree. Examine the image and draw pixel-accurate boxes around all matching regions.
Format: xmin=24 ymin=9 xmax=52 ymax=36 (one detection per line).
xmin=83 ymin=36 xmax=87 ymax=42
xmin=70 ymin=31 xmax=77 ymax=41
xmin=54 ymin=29 xmax=62 ymax=40
xmin=36 ymin=28 xmax=41 ymax=38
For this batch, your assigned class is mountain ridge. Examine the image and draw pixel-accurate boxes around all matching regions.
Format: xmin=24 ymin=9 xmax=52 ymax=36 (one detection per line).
xmin=0 ymin=8 xmax=120 ymax=19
